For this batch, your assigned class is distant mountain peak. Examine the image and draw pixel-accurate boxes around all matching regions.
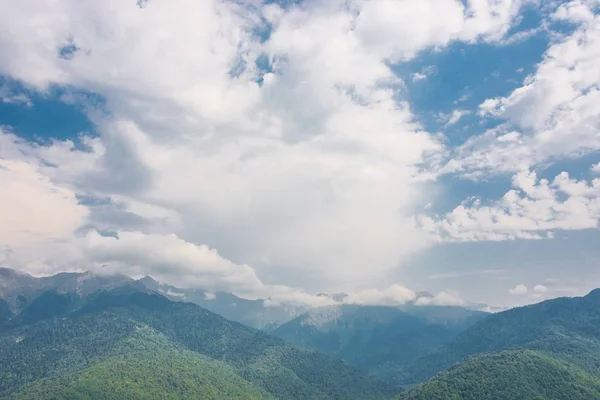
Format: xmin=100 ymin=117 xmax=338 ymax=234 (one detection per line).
xmin=585 ymin=288 xmax=600 ymax=300
xmin=138 ymin=275 xmax=160 ymax=288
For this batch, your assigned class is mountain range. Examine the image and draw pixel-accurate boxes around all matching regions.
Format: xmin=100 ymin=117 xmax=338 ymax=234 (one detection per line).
xmin=2 ymin=267 xmax=600 ymax=399
xmin=0 ymin=270 xmax=395 ymax=399
xmin=272 ymin=303 xmax=487 ymax=382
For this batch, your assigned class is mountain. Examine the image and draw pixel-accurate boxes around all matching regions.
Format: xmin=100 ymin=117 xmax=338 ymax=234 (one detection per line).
xmin=0 ymin=283 xmax=395 ymax=400
xmin=272 ymin=303 xmax=487 ymax=382
xmin=0 ymin=267 xmax=132 ymax=314
xmin=137 ymin=275 xmax=307 ymax=331
xmin=396 ymin=350 xmax=600 ymax=400
xmin=398 ymin=289 xmax=600 ymax=386
xmin=0 ymin=268 xmax=305 ymax=331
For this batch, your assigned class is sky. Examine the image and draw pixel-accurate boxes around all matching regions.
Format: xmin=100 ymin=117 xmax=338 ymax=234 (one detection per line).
xmin=0 ymin=0 xmax=599 ymax=309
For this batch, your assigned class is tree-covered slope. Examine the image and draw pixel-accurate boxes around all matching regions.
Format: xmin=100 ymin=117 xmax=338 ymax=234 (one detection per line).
xmin=272 ymin=304 xmax=486 ymax=381
xmin=0 ymin=285 xmax=395 ymax=400
xmin=396 ymin=350 xmax=600 ymax=400
xmin=5 ymin=326 xmax=271 ymax=400
xmin=398 ymin=289 xmax=600 ymax=385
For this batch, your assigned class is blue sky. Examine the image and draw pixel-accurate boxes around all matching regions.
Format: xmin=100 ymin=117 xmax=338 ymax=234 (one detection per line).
xmin=1 ymin=0 xmax=599 ymax=308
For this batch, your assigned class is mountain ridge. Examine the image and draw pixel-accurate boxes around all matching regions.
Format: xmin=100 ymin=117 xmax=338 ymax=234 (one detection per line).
xmin=0 ymin=283 xmax=396 ymax=400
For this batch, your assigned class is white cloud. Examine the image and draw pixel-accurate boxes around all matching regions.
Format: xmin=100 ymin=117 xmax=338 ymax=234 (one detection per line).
xmin=82 ymin=230 xmax=267 ymax=294
xmin=412 ymin=72 xmax=427 ymax=82
xmin=447 ymin=0 xmax=600 ymax=176
xmin=592 ymin=162 xmax=600 ymax=173
xmin=533 ymin=284 xmax=549 ymax=293
xmin=340 ymin=285 xmax=466 ymax=307
xmin=0 ymin=0 xmax=537 ymax=297
xmin=0 ymin=84 xmax=31 ymax=106
xmin=418 ymin=169 xmax=600 ymax=241
xmin=342 ymin=285 xmax=417 ymax=306
xmin=0 ymin=137 xmax=88 ymax=275
xmin=445 ymin=109 xmax=471 ymax=126
xmin=509 ymin=284 xmax=528 ymax=295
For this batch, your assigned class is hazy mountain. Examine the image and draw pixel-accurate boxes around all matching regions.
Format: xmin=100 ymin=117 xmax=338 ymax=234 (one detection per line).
xmin=396 ymin=350 xmax=600 ymax=400
xmin=272 ymin=303 xmax=487 ymax=382
xmin=0 ymin=267 xmax=132 ymax=314
xmin=137 ymin=275 xmax=308 ymax=330
xmin=398 ymin=289 xmax=600 ymax=386
xmin=0 ymin=283 xmax=395 ymax=400
xmin=0 ymin=268 xmax=304 ymax=331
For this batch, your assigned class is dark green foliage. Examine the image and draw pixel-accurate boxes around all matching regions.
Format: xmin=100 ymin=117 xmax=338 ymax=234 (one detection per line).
xmin=16 ymin=290 xmax=81 ymax=324
xmin=0 ymin=285 xmax=395 ymax=400
xmin=6 ymin=328 xmax=271 ymax=400
xmin=399 ymin=289 xmax=600 ymax=385
xmin=396 ymin=350 xmax=600 ymax=400
xmin=0 ymin=299 xmax=11 ymax=328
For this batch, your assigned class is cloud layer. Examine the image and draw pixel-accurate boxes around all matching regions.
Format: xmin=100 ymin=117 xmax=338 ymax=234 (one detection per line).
xmin=0 ymin=0 xmax=598 ymax=306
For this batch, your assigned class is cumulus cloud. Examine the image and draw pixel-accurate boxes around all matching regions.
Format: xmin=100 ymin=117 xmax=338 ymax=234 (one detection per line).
xmin=509 ymin=284 xmax=528 ymax=295
xmin=533 ymin=284 xmax=549 ymax=293
xmin=418 ymin=169 xmax=600 ymax=241
xmin=6 ymin=0 xmax=586 ymax=308
xmin=446 ymin=0 xmax=600 ymax=177
xmin=0 ymin=136 xmax=88 ymax=275
xmin=339 ymin=286 xmax=467 ymax=307
xmin=0 ymin=0 xmax=532 ymax=294
xmin=592 ymin=162 xmax=600 ymax=174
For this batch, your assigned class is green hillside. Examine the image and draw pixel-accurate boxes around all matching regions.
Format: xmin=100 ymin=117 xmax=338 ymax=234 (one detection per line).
xmin=0 ymin=285 xmax=395 ymax=400
xmin=398 ymin=289 xmax=600 ymax=385
xmin=396 ymin=350 xmax=600 ymax=400
xmin=5 ymin=326 xmax=271 ymax=400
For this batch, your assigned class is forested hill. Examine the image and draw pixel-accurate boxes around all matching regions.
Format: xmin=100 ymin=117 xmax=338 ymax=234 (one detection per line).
xmin=396 ymin=350 xmax=600 ymax=400
xmin=0 ymin=284 xmax=395 ymax=400
xmin=397 ymin=289 xmax=600 ymax=386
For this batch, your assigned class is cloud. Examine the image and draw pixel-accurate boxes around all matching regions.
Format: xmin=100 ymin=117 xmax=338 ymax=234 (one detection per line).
xmin=82 ymin=230 xmax=267 ymax=294
xmin=428 ymin=269 xmax=506 ymax=280
xmin=446 ymin=0 xmax=600 ymax=177
xmin=0 ymin=83 xmax=31 ymax=106
xmin=445 ymin=109 xmax=471 ymax=127
xmin=0 ymin=0 xmax=549 ymax=300
xmin=509 ymin=284 xmax=528 ymax=295
xmin=415 ymin=290 xmax=467 ymax=306
xmin=418 ymin=169 xmax=600 ymax=242
xmin=0 ymin=135 xmax=88 ymax=275
xmin=203 ymin=292 xmax=216 ymax=300
xmin=339 ymin=285 xmax=466 ymax=307
xmin=592 ymin=162 xmax=600 ymax=174
xmin=412 ymin=72 xmax=427 ymax=82
xmin=533 ymin=284 xmax=549 ymax=293
xmin=342 ymin=285 xmax=417 ymax=306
